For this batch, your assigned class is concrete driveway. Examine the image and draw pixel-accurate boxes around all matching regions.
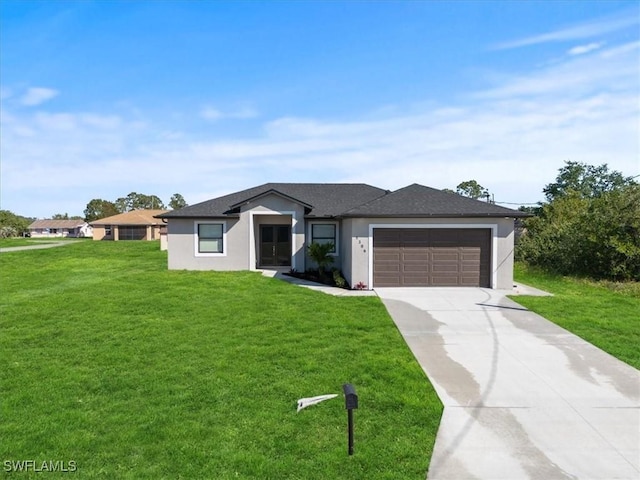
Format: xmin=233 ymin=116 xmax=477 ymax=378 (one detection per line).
xmin=376 ymin=287 xmax=640 ymax=480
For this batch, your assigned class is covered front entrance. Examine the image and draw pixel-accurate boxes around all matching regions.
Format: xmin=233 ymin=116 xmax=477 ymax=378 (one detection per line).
xmin=259 ymin=225 xmax=291 ymax=267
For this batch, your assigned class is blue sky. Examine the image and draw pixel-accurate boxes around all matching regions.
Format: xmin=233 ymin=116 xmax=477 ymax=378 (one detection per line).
xmin=1 ymin=0 xmax=638 ymax=218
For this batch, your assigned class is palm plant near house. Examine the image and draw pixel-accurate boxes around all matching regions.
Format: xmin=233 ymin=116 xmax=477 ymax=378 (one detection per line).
xmin=307 ymin=242 xmax=334 ymax=278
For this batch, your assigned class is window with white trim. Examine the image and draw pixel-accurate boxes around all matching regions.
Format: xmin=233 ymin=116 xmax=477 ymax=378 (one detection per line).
xmin=311 ymin=224 xmax=336 ymax=253
xmin=198 ymin=223 xmax=224 ymax=253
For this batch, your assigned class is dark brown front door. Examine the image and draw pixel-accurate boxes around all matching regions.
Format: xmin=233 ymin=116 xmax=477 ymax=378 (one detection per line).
xmin=260 ymin=225 xmax=291 ymax=267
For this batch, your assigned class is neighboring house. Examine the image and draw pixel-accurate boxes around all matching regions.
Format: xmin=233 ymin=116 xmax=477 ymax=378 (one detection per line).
xmin=157 ymin=183 xmax=530 ymax=290
xmin=28 ymin=219 xmax=93 ymax=238
xmin=90 ymin=210 xmax=168 ymax=241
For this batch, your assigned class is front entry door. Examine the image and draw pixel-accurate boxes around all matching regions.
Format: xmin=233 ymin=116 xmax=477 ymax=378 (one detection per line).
xmin=260 ymin=225 xmax=291 ymax=267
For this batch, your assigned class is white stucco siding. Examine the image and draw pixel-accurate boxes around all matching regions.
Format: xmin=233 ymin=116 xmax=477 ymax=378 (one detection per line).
xmin=166 ymin=194 xmax=309 ymax=272
xmin=346 ymin=217 xmax=516 ymax=290
xmin=167 ymin=217 xmax=247 ymax=270
xmin=340 ymin=219 xmax=354 ymax=285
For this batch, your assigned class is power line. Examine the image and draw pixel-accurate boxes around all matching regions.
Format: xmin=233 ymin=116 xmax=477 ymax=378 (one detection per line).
xmin=494 ymin=201 xmax=541 ymax=205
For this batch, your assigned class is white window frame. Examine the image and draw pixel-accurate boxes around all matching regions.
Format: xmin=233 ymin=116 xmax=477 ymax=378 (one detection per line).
xmin=308 ymin=221 xmax=339 ymax=256
xmin=194 ymin=220 xmax=227 ymax=257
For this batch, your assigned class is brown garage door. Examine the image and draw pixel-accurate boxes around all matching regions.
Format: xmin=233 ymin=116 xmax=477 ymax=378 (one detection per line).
xmin=373 ymin=228 xmax=491 ymax=287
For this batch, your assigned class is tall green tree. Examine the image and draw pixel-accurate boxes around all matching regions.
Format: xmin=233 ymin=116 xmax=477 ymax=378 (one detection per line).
xmin=168 ymin=193 xmax=188 ymax=210
xmin=517 ymin=163 xmax=639 ymax=281
xmin=115 ymin=192 xmax=165 ymax=211
xmin=456 ymin=180 xmax=489 ymax=200
xmin=543 ymin=161 xmax=636 ymax=201
xmin=52 ymin=213 xmax=69 ymax=220
xmin=0 ymin=210 xmax=32 ymax=237
xmin=582 ymin=184 xmax=640 ymax=280
xmin=84 ymin=199 xmax=120 ymax=222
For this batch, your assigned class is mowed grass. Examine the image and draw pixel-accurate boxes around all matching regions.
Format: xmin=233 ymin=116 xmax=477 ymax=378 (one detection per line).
xmin=0 ymin=238 xmax=61 ymax=247
xmin=512 ymin=263 xmax=640 ymax=369
xmin=0 ymin=241 xmax=442 ymax=479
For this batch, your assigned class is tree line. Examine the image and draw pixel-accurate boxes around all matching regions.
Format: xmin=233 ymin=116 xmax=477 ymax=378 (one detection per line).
xmin=0 ymin=192 xmax=188 ymax=237
xmin=450 ymin=162 xmax=638 ymax=281
xmin=516 ymin=162 xmax=638 ymax=281
xmin=83 ymin=192 xmax=188 ymax=222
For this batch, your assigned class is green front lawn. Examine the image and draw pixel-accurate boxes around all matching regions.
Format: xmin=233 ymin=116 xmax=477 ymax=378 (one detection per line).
xmin=0 ymin=238 xmax=53 ymax=247
xmin=512 ymin=263 xmax=640 ymax=369
xmin=0 ymin=237 xmax=86 ymax=248
xmin=0 ymin=242 xmax=442 ymax=479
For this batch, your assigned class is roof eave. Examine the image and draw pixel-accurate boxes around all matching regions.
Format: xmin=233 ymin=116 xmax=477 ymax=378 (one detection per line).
xmin=154 ymin=213 xmax=240 ymax=219
xmin=228 ymin=189 xmax=314 ymax=210
xmin=340 ymin=212 xmax=531 ymax=218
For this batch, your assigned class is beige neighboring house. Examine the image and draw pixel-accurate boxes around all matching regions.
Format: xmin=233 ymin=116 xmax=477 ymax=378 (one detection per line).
xmin=90 ymin=210 xmax=168 ymax=241
xmin=28 ymin=219 xmax=92 ymax=238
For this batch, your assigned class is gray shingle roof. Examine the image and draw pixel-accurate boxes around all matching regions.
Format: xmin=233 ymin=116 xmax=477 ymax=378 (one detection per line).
xmin=342 ymin=183 xmax=530 ymax=217
xmin=158 ymin=182 xmax=529 ymax=219
xmin=158 ymin=183 xmax=388 ymax=218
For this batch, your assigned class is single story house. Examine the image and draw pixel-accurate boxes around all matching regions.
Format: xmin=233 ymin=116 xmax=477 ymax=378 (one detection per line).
xmin=28 ymin=219 xmax=92 ymax=238
xmin=90 ymin=209 xmax=168 ymax=241
xmin=157 ymin=183 xmax=530 ymax=289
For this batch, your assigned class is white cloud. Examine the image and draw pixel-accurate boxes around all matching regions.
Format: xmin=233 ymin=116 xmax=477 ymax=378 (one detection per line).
xmin=200 ymin=105 xmax=259 ymax=121
xmin=200 ymin=106 xmax=222 ymax=120
xmin=20 ymin=87 xmax=59 ymax=106
xmin=476 ymin=42 xmax=639 ymax=99
xmin=568 ymin=42 xmax=604 ymax=56
xmin=495 ymin=11 xmax=638 ymax=50
xmin=600 ymin=40 xmax=640 ymax=58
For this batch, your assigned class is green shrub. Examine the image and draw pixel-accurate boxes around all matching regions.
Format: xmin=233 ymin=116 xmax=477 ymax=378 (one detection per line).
xmin=332 ymin=268 xmax=347 ymax=288
xmin=517 ymin=185 xmax=640 ymax=281
xmin=307 ymin=242 xmax=335 ymax=274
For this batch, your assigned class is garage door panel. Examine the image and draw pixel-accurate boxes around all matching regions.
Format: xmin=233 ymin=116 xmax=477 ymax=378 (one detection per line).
xmin=403 ymin=264 xmax=431 ymax=272
xmin=461 ymin=264 xmax=481 ymax=273
xmin=401 ymin=229 xmax=429 ymax=239
xmin=375 ymin=263 xmax=401 ymax=273
xmin=373 ymin=228 xmax=491 ymax=288
xmin=374 ymin=252 xmax=401 ymax=262
xmin=403 ymin=252 xmax=430 ymax=262
xmin=432 ymin=252 xmax=460 ymax=262
xmin=403 ymin=237 xmax=430 ymax=245
xmin=435 ymin=276 xmax=463 ymax=286
xmin=403 ymin=277 xmax=431 ymax=286
xmin=373 ymin=230 xmax=401 ymax=245
xmin=432 ymin=264 xmax=459 ymax=273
